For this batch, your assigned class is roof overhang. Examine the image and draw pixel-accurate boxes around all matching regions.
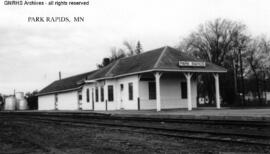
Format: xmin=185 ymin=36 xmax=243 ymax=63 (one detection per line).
xmin=37 ymin=86 xmax=82 ymax=96
xmin=178 ymin=61 xmax=206 ymax=67
xmin=87 ymin=68 xmax=227 ymax=81
xmin=84 ymin=79 xmax=97 ymax=83
xmin=38 ymin=67 xmax=226 ymax=96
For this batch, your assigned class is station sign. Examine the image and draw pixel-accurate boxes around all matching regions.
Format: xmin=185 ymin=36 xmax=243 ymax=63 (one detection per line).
xmin=179 ymin=61 xmax=206 ymax=67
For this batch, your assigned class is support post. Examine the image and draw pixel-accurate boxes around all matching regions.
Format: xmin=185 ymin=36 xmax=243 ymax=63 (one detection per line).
xmin=184 ymin=73 xmax=193 ymax=111
xmin=137 ymin=75 xmax=141 ymax=111
xmin=137 ymin=97 xmax=140 ymax=111
xmin=213 ymin=73 xmax=221 ymax=109
xmin=105 ymin=100 xmax=108 ymax=111
xmin=55 ymin=94 xmax=58 ymax=110
xmin=155 ymin=72 xmax=162 ymax=112
xmin=104 ymin=81 xmax=108 ymax=111
xmin=92 ymin=88 xmax=95 ymax=110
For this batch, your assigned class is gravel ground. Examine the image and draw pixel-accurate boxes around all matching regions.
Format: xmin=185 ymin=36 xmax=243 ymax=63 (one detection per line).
xmin=0 ymin=117 xmax=269 ymax=154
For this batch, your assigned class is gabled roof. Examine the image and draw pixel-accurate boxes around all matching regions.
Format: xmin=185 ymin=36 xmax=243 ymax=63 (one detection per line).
xmin=39 ymin=46 xmax=227 ymax=96
xmin=86 ymin=47 xmax=165 ymax=80
xmin=154 ymin=46 xmax=226 ymax=72
xmin=87 ymin=46 xmax=226 ymax=80
xmin=38 ymin=70 xmax=97 ymax=96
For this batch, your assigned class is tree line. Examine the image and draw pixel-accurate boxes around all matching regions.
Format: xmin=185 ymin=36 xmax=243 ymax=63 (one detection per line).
xmin=178 ymin=18 xmax=270 ymax=105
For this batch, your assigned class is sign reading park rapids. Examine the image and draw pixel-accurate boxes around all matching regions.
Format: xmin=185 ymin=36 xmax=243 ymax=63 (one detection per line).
xmin=179 ymin=61 xmax=206 ymax=67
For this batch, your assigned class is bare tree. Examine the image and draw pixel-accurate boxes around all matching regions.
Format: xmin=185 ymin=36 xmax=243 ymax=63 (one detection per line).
xmin=259 ymin=37 xmax=270 ymax=102
xmin=97 ymin=40 xmax=143 ymax=68
xmin=179 ymin=18 xmax=249 ymax=105
xmin=180 ymin=18 xmax=247 ymax=65
xmin=259 ymin=37 xmax=270 ymax=76
xmin=232 ymin=29 xmax=250 ymax=105
xmin=123 ymin=40 xmax=143 ymax=56
xmin=245 ymin=36 xmax=270 ymax=104
xmin=109 ymin=47 xmax=126 ymax=61
xmin=123 ymin=41 xmax=135 ymax=56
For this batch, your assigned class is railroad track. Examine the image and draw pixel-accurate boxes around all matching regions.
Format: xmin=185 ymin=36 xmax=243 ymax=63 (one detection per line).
xmin=2 ymin=111 xmax=270 ymax=127
xmin=1 ymin=113 xmax=270 ymax=147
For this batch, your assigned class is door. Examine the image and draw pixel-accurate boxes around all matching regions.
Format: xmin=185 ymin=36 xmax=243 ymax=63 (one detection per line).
xmin=78 ymin=91 xmax=82 ymax=110
xmin=92 ymin=88 xmax=95 ymax=110
xmin=120 ymin=84 xmax=124 ymax=109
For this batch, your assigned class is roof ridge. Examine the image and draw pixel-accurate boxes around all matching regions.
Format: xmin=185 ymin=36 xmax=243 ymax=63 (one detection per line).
xmin=153 ymin=46 xmax=168 ymax=69
xmin=168 ymin=47 xmax=202 ymax=62
xmin=117 ymin=46 xmax=166 ymax=61
xmin=105 ymin=60 xmax=120 ymax=77
xmin=52 ymin=70 xmax=97 ymax=82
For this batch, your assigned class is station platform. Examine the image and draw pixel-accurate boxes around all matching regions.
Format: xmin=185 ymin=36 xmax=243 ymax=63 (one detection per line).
xmin=3 ymin=108 xmax=270 ymax=122
xmin=96 ymin=108 xmax=270 ymax=122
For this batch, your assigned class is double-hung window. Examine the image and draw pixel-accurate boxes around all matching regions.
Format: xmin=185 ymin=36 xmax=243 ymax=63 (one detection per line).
xmin=181 ymin=82 xmax=187 ymax=99
xmin=128 ymin=82 xmax=133 ymax=100
xmin=101 ymin=86 xmax=104 ymax=102
xmin=95 ymin=87 xmax=99 ymax=102
xmin=86 ymin=89 xmax=90 ymax=102
xmin=148 ymin=82 xmax=156 ymax=100
xmin=108 ymin=85 xmax=114 ymax=101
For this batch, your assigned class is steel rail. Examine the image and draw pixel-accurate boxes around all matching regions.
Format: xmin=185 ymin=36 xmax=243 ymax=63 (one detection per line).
xmin=1 ymin=112 xmax=270 ymax=127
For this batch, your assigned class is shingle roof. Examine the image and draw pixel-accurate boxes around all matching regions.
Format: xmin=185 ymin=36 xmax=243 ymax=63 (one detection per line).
xmin=111 ymin=47 xmax=165 ymax=76
xmin=38 ymin=70 xmax=97 ymax=96
xmin=39 ymin=46 xmax=227 ymax=95
xmin=87 ymin=46 xmax=226 ymax=80
xmin=155 ymin=46 xmax=227 ymax=72
xmin=86 ymin=47 xmax=165 ymax=80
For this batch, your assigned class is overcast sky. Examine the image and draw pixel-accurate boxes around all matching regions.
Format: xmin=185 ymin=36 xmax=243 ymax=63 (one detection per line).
xmin=0 ymin=0 xmax=270 ymax=94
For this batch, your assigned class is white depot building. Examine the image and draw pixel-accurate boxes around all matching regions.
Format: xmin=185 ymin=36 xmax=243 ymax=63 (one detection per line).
xmin=37 ymin=46 xmax=226 ymax=111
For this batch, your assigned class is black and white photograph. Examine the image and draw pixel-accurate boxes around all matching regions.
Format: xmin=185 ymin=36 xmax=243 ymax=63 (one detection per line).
xmin=0 ymin=0 xmax=270 ymax=153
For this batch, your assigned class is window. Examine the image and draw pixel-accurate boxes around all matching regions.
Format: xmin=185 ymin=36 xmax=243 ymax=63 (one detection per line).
xmin=86 ymin=89 xmax=90 ymax=102
xmin=181 ymin=82 xmax=187 ymax=99
xmin=78 ymin=93 xmax=82 ymax=100
xmin=108 ymin=85 xmax=114 ymax=101
xmin=120 ymin=84 xmax=124 ymax=91
xmin=101 ymin=86 xmax=104 ymax=102
xmin=95 ymin=87 xmax=99 ymax=102
xmin=128 ymin=82 xmax=133 ymax=100
xmin=55 ymin=94 xmax=58 ymax=102
xmin=148 ymin=82 xmax=156 ymax=100
xmin=55 ymin=94 xmax=58 ymax=109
